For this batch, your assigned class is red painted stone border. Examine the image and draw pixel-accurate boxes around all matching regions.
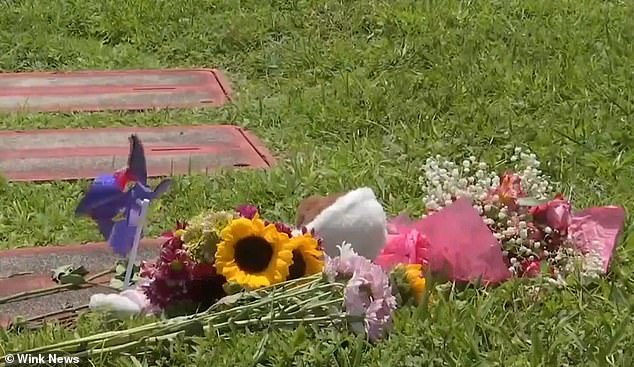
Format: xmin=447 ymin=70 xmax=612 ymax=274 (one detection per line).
xmin=0 ymin=68 xmax=233 ymax=113
xmin=1 ymin=125 xmax=277 ymax=182
xmin=238 ymin=127 xmax=277 ymax=167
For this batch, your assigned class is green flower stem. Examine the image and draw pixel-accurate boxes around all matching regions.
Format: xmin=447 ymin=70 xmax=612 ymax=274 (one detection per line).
xmin=0 ymin=284 xmax=72 ymax=305
xmin=14 ymin=277 xmax=348 ymax=358
xmin=75 ymin=314 xmax=355 ymax=359
xmin=283 ymin=296 xmax=344 ymax=316
xmin=209 ymin=314 xmax=349 ymax=330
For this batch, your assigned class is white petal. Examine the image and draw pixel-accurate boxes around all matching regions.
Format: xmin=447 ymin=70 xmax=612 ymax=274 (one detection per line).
xmin=89 ymin=293 xmax=142 ymax=317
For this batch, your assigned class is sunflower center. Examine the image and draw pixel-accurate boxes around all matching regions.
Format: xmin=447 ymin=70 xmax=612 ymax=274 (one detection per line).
xmin=234 ymin=236 xmax=274 ymax=273
xmin=288 ymin=250 xmax=307 ymax=280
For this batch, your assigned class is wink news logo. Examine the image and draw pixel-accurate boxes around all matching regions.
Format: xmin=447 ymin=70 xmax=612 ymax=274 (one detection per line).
xmin=4 ymin=352 xmax=80 ymax=365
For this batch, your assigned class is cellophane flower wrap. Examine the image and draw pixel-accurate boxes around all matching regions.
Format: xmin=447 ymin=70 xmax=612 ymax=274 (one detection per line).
xmin=378 ymin=148 xmax=626 ymax=286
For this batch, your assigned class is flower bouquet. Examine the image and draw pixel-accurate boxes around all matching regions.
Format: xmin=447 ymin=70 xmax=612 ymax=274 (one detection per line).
xmin=92 ymin=205 xmax=326 ymax=317
xmin=377 ymin=147 xmax=627 ymax=286
xmin=12 ymin=244 xmax=423 ymax=361
xmin=80 ymin=203 xmax=431 ymax=356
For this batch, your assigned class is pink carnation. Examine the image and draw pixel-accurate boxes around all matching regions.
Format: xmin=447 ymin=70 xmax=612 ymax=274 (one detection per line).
xmin=374 ymin=228 xmax=429 ymax=271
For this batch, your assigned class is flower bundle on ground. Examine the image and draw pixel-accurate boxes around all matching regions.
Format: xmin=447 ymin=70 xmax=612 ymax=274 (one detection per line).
xmin=139 ymin=205 xmax=325 ymax=315
xmin=378 ymin=147 xmax=626 ymax=286
xmin=13 ymin=245 xmax=415 ymax=361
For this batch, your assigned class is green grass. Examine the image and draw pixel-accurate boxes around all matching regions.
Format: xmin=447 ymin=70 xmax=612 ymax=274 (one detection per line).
xmin=1 ymin=0 xmax=634 ymax=365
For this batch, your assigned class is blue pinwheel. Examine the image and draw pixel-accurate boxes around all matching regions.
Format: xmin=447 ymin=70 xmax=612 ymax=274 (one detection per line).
xmin=75 ymin=134 xmax=171 ymax=256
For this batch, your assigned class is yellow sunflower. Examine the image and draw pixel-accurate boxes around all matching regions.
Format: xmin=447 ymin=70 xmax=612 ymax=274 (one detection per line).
xmin=215 ymin=215 xmax=293 ymax=289
xmin=287 ymin=233 xmax=325 ymax=280
xmin=401 ymin=264 xmax=426 ymax=304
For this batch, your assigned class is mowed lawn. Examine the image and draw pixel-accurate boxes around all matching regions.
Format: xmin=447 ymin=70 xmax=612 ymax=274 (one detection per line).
xmin=1 ymin=0 xmax=634 ymax=365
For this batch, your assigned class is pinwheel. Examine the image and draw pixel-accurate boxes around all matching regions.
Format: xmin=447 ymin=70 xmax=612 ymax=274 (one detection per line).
xmin=76 ymin=134 xmax=171 ymax=287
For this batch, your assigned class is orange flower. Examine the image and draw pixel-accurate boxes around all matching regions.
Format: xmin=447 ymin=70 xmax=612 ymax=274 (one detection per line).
xmin=495 ymin=172 xmax=524 ymax=208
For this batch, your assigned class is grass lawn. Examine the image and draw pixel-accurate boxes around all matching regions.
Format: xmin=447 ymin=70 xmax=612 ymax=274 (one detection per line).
xmin=1 ymin=0 xmax=634 ymax=365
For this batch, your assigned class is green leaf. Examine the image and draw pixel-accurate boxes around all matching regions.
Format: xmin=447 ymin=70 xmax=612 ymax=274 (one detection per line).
xmin=128 ymin=356 xmax=145 ymax=367
xmin=70 ymin=265 xmax=89 ymax=277
xmin=292 ymin=325 xmax=307 ymax=348
xmin=109 ymin=278 xmax=125 ymax=290
xmin=0 ymin=325 xmax=9 ymax=343
xmin=215 ymin=293 xmax=245 ymax=307
xmin=183 ymin=320 xmax=205 ymax=337
xmin=59 ymin=273 xmax=86 ymax=286
xmin=51 ymin=264 xmax=88 ymax=283
xmin=251 ymin=331 xmax=270 ymax=365
xmin=51 ymin=264 xmax=75 ymax=282
xmin=115 ymin=263 xmax=127 ymax=275
xmin=530 ymin=325 xmax=544 ymax=366
xmin=517 ymin=197 xmax=548 ymax=207
xmin=222 ymin=281 xmax=245 ymax=295
xmin=112 ymin=261 xmax=141 ymax=288
xmin=351 ymin=337 xmax=365 ymax=367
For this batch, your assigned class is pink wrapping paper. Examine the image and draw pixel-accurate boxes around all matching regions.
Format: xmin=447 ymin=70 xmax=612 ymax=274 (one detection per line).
xmin=568 ymin=206 xmax=626 ymax=272
xmin=379 ymin=198 xmax=511 ymax=284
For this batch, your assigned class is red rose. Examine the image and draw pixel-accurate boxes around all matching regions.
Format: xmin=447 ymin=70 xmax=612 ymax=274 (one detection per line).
xmin=530 ymin=194 xmax=572 ymax=235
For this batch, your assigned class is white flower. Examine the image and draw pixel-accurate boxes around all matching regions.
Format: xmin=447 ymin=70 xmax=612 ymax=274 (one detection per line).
xmin=89 ymin=289 xmax=153 ymax=319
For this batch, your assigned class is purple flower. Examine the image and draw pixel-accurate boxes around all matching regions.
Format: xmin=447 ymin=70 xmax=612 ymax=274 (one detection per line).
xmin=326 ymin=242 xmax=398 ymax=342
xmin=236 ymin=204 xmax=259 ymax=219
xmin=344 ymin=260 xmax=397 ymax=342
xmin=324 ymin=243 xmax=366 ymax=280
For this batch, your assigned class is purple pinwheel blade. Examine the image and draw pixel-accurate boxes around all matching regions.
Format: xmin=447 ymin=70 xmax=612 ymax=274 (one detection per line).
xmin=107 ymin=200 xmax=145 ymax=256
xmin=152 ymin=179 xmax=172 ymax=198
xmin=75 ymin=175 xmax=128 ymax=219
xmin=108 ymin=220 xmax=136 ymax=256
xmin=95 ymin=218 xmax=116 ymax=240
xmin=130 ymin=183 xmax=154 ymax=201
xmin=128 ymin=134 xmax=148 ymax=185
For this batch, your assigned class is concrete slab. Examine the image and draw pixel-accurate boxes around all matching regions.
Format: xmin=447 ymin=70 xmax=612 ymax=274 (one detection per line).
xmin=0 ymin=68 xmax=232 ymax=113
xmin=0 ymin=125 xmax=275 ymax=181
xmin=0 ymin=240 xmax=162 ymax=328
xmin=0 ymin=239 xmax=162 ymax=280
xmin=0 ymin=286 xmax=113 ymax=328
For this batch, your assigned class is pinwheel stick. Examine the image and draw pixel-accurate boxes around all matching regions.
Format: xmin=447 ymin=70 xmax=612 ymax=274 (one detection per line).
xmin=123 ymin=199 xmax=151 ymax=290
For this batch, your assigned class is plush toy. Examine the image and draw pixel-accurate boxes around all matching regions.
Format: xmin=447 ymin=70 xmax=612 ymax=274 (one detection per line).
xmin=295 ymin=187 xmax=388 ymax=260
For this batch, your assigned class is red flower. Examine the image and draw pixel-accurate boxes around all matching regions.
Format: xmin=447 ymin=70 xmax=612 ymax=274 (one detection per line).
xmin=520 ymin=259 xmax=540 ymax=278
xmin=529 ymin=194 xmax=572 ymax=235
xmin=141 ymin=220 xmax=228 ymax=313
xmin=236 ymin=204 xmax=259 ymax=219
xmin=160 ymin=221 xmax=187 ymax=238
xmin=191 ymin=262 xmax=216 ymax=279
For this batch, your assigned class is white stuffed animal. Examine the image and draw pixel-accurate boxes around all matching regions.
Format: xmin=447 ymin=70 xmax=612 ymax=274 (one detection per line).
xmin=295 ymin=187 xmax=388 ymax=260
